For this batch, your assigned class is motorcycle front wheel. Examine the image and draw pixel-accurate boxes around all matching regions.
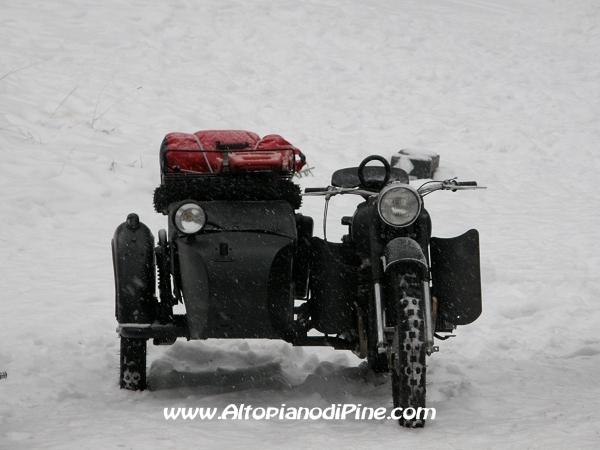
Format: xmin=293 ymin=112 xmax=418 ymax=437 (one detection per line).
xmin=390 ymin=268 xmax=427 ymax=428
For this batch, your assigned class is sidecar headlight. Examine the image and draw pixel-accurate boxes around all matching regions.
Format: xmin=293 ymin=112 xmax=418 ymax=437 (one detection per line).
xmin=174 ymin=203 xmax=206 ymax=234
xmin=377 ymin=183 xmax=422 ymax=227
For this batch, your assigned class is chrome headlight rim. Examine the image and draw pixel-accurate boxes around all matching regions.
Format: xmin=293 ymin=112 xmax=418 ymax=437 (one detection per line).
xmin=173 ymin=201 xmax=207 ymax=234
xmin=377 ymin=182 xmax=422 ymax=227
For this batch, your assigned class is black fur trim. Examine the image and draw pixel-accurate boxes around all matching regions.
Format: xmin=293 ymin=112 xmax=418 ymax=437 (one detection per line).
xmin=153 ymin=174 xmax=302 ymax=214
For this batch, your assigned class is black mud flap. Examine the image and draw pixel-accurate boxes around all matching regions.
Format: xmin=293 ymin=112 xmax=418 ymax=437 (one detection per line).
xmin=309 ymin=238 xmax=360 ymax=335
xmin=430 ymin=229 xmax=482 ymax=325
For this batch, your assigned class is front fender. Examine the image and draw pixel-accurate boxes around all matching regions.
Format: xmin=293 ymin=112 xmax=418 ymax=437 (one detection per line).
xmin=383 ymin=237 xmax=429 ymax=277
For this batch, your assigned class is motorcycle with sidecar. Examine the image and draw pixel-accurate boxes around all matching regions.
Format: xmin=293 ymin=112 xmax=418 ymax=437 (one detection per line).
xmin=112 ymin=130 xmax=484 ymax=427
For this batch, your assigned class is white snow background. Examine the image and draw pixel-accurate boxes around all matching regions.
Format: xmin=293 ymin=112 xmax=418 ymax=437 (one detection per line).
xmin=1 ymin=0 xmax=599 ymax=448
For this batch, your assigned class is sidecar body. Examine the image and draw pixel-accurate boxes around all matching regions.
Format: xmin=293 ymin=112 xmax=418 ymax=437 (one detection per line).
xmin=172 ymin=199 xmax=297 ymax=340
xmin=114 ymin=131 xmax=333 ymax=353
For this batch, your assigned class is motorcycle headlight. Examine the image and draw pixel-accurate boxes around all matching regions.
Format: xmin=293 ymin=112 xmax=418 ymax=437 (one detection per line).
xmin=174 ymin=203 xmax=206 ymax=234
xmin=377 ymin=183 xmax=422 ymax=227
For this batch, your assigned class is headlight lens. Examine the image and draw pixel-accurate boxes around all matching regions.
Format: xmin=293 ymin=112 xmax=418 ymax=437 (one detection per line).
xmin=377 ymin=183 xmax=422 ymax=227
xmin=174 ymin=203 xmax=206 ymax=234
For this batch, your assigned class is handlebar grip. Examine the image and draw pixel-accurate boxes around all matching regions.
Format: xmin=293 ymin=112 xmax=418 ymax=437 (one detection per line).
xmin=456 ymin=181 xmax=478 ymax=186
xmin=304 ymin=187 xmax=329 ymax=193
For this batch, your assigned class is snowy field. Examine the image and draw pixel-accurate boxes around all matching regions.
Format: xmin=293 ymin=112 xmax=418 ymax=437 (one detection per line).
xmin=1 ymin=0 xmax=599 ymax=448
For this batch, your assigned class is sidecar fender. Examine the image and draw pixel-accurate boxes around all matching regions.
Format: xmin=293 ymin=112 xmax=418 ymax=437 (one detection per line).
xmin=112 ymin=214 xmax=157 ymax=324
xmin=382 ymin=237 xmax=428 ymax=277
xmin=430 ymin=229 xmax=482 ymax=325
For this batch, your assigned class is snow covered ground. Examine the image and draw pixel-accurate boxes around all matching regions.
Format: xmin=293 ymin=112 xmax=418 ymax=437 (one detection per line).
xmin=1 ymin=0 xmax=599 ymax=448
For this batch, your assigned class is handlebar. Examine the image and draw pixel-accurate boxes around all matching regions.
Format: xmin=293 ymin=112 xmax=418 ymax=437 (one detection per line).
xmin=303 ymin=179 xmax=485 ymax=198
xmin=303 ymin=186 xmax=378 ymax=197
xmin=418 ymin=179 xmax=486 ymax=195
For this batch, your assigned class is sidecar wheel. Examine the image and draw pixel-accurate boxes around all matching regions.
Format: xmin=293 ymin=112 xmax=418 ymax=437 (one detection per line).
xmin=391 ymin=269 xmax=426 ymax=428
xmin=120 ymin=338 xmax=147 ymax=391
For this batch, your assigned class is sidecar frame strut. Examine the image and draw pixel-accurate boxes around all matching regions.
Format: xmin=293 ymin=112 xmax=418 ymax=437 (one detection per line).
xmin=117 ymin=317 xmax=356 ymax=351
